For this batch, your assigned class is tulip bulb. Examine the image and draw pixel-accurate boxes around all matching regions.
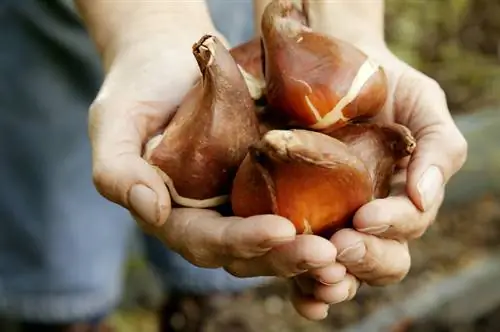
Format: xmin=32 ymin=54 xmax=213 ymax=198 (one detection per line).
xmin=261 ymin=0 xmax=388 ymax=131
xmin=144 ymin=35 xmax=261 ymax=208
xmin=231 ymin=129 xmax=373 ymax=235
xmin=329 ymin=123 xmax=417 ymax=198
xmin=231 ymin=123 xmax=416 ymax=236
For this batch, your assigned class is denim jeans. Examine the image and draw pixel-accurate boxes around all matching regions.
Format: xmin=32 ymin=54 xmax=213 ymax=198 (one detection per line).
xmin=0 ymin=0 xmax=265 ymax=323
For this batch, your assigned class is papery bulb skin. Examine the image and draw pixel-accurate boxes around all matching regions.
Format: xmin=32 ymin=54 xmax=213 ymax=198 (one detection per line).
xmin=230 ymin=38 xmax=265 ymax=85
xmin=261 ymin=0 xmax=388 ymax=132
xmin=329 ymin=123 xmax=417 ymax=198
xmin=231 ymin=129 xmax=373 ymax=235
xmin=144 ymin=35 xmax=261 ymax=208
xmin=230 ymin=38 xmax=267 ymax=101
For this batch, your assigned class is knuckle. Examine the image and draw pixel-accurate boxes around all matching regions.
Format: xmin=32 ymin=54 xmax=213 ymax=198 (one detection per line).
xmin=219 ymin=225 xmax=233 ymax=257
xmin=178 ymin=220 xmax=223 ymax=269
xmin=408 ymin=227 xmax=427 ymax=240
xmin=350 ymin=257 xmax=378 ymax=278
xmin=425 ymin=78 xmax=447 ymax=101
xmin=361 ymin=243 xmax=411 ymax=286
xmin=408 ymin=220 xmax=432 ymax=240
xmin=91 ymin=160 xmax=126 ymax=205
xmin=383 ymin=249 xmax=411 ymax=284
xmin=367 ymin=266 xmax=409 ymax=286
xmin=395 ymin=254 xmax=412 ymax=282
xmin=92 ymin=163 xmax=113 ymax=197
xmin=236 ymin=248 xmax=266 ymax=260
xmin=88 ymin=97 xmax=108 ymax=132
xmin=182 ymin=249 xmax=220 ymax=269
xmin=272 ymin=257 xmax=305 ymax=278
xmin=220 ymin=222 xmax=264 ymax=260
xmin=451 ymin=133 xmax=468 ymax=168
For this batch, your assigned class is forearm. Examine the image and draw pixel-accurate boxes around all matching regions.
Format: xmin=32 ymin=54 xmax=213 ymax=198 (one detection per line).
xmin=253 ymin=0 xmax=385 ymax=47
xmin=75 ymin=0 xmax=217 ymax=67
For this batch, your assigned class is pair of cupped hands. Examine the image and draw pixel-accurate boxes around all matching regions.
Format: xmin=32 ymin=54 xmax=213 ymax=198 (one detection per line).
xmin=89 ymin=23 xmax=467 ymax=320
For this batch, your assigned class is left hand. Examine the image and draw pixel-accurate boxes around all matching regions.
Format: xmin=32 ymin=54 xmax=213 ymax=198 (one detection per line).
xmin=291 ymin=45 xmax=468 ymax=320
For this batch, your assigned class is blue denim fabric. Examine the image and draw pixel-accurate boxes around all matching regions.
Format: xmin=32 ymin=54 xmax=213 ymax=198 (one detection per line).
xmin=0 ymin=0 xmax=265 ymax=323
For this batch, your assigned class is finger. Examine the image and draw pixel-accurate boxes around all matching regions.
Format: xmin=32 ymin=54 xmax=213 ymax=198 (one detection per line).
xmin=353 ymin=170 xmax=445 ymax=240
xmin=313 ymin=273 xmax=360 ymax=304
xmin=146 ymin=208 xmax=297 ymax=268
xmin=226 ymin=235 xmax=337 ymax=278
xmin=332 ymin=229 xmax=411 ymax=286
xmin=294 ymin=264 xmax=347 ymax=295
xmin=290 ymin=281 xmax=329 ymax=321
xmin=89 ymin=97 xmax=173 ymax=226
xmin=308 ymin=263 xmax=347 ymax=286
xmin=396 ymin=73 xmax=468 ymax=212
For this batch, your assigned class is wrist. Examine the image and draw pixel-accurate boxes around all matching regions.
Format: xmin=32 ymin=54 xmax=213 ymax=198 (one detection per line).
xmin=105 ymin=26 xmax=217 ymax=73
xmin=76 ymin=1 xmax=218 ymax=70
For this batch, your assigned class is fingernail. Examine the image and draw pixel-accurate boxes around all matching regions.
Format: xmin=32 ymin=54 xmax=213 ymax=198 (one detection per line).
xmin=317 ymin=278 xmax=341 ymax=286
xmin=357 ymin=225 xmax=390 ymax=235
xmin=337 ymin=242 xmax=365 ymax=263
xmin=260 ymin=236 xmax=295 ymax=249
xmin=129 ymin=184 xmax=159 ymax=225
xmin=417 ymin=165 xmax=444 ymax=211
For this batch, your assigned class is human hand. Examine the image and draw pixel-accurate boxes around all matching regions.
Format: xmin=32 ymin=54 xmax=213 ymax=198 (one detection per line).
xmin=138 ymin=208 xmax=338 ymax=278
xmin=289 ymin=45 xmax=468 ymax=319
xmin=89 ymin=33 xmax=339 ymax=279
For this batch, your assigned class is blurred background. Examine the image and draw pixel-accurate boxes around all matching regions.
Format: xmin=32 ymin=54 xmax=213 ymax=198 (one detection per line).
xmin=110 ymin=0 xmax=500 ymax=331
xmin=1 ymin=0 xmax=499 ymax=331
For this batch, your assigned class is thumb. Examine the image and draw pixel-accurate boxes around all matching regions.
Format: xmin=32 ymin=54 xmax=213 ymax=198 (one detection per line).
xmin=401 ymin=77 xmax=468 ymax=212
xmin=89 ymin=97 xmax=172 ymax=226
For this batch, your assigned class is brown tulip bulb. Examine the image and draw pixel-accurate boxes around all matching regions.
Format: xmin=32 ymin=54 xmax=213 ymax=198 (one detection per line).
xmin=231 ymin=129 xmax=373 ymax=235
xmin=261 ymin=0 xmax=388 ymax=131
xmin=230 ymin=2 xmax=308 ymax=101
xmin=144 ymin=35 xmax=261 ymax=208
xmin=329 ymin=123 xmax=417 ymax=198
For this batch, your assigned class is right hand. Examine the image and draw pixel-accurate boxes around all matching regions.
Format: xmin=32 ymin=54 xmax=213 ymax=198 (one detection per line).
xmin=89 ymin=33 xmax=337 ymax=279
